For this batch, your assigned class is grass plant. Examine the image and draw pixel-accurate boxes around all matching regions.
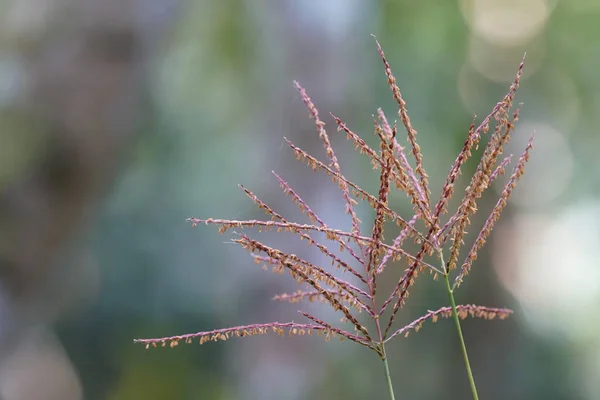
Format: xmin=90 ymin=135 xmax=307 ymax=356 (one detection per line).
xmin=135 ymin=38 xmax=532 ymax=400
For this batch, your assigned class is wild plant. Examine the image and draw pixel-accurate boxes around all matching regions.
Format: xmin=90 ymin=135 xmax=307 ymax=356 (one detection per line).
xmin=135 ymin=38 xmax=532 ymax=400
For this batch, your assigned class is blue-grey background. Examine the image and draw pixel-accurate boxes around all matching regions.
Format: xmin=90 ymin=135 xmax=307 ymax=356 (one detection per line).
xmin=0 ymin=1 xmax=597 ymax=399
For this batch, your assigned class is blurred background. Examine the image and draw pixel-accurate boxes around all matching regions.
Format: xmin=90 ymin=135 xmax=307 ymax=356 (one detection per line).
xmin=0 ymin=0 xmax=598 ymax=399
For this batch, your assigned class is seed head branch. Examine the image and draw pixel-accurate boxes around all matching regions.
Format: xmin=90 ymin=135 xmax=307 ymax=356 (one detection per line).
xmin=272 ymin=171 xmax=366 ymax=268
xmin=385 ymin=305 xmax=513 ymax=342
xmin=374 ymin=36 xmax=431 ymax=206
xmin=235 ymin=235 xmax=371 ymax=304
xmin=332 ymin=114 xmax=391 ymax=176
xmin=381 ymin=229 xmax=434 ymax=336
xmin=240 ymin=183 xmax=367 ymax=284
xmin=454 ymin=135 xmax=534 ymax=288
xmin=436 ymin=154 xmax=513 ymax=246
xmin=284 ymin=138 xmax=434 ymax=246
xmin=366 ymin=115 xmax=395 ymax=283
xmin=273 ymin=289 xmax=372 ymax=315
xmin=287 ymin=260 xmax=372 ymax=340
xmin=298 ymin=311 xmax=375 ymax=350
xmin=376 ymin=213 xmax=419 ymax=275
xmin=294 ymin=82 xmax=362 ymax=240
xmin=377 ymin=109 xmax=434 ymax=226
xmin=445 ymin=58 xmax=525 ymax=271
xmin=134 ymin=322 xmax=332 ymax=349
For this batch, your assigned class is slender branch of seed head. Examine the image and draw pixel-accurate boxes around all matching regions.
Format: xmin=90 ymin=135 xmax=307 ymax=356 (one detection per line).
xmin=437 ymin=115 xmax=520 ymax=248
xmin=376 ymin=213 xmax=419 ymax=276
xmin=435 ymin=155 xmax=512 ymax=246
xmin=435 ymin=54 xmax=524 ymax=239
xmin=332 ymin=114 xmax=390 ymax=173
xmin=380 ymin=212 xmax=445 ymax=335
xmin=284 ymin=138 xmax=435 ymax=247
xmin=239 ymin=183 xmax=367 ymax=284
xmin=254 ymin=253 xmax=365 ymax=297
xmin=446 ymin=104 xmax=521 ymax=265
xmin=299 ymin=311 xmax=375 ymax=349
xmin=134 ymin=322 xmax=328 ymax=348
xmin=241 ymin=238 xmax=374 ymax=335
xmin=378 ymin=112 xmax=492 ymax=320
xmin=456 ymin=54 xmax=525 ymax=158
xmin=489 ymin=155 xmax=513 ymax=182
xmin=433 ymin=146 xmax=507 ymax=245
xmin=237 ymin=235 xmax=372 ymax=302
xmin=378 ymin=110 xmax=426 ymax=202
xmin=434 ymin=113 xmax=506 ymax=243
xmin=273 ymin=290 xmax=374 ymax=316
xmin=377 ymin=109 xmax=434 ymax=226
xmin=377 ymin=242 xmax=440 ymax=274
xmin=372 ymin=122 xmax=411 ymax=195
xmin=364 ymin=117 xmax=395 ymax=298
xmin=294 ymin=81 xmax=362 ymax=240
xmin=255 ymin=255 xmax=371 ymax=307
xmin=446 ymin=65 xmax=525 ymax=272
xmin=391 ymin=138 xmax=429 ymax=217
xmin=437 ymin=214 xmax=459 ymax=246
xmin=284 ymin=260 xmax=372 ymax=340
xmin=384 ymin=305 xmax=513 ymax=342
xmin=272 ymin=171 xmax=366 ymax=269
xmin=272 ymin=172 xmax=327 ymax=226
xmin=379 ymin=241 xmax=422 ymax=318
xmin=434 ymin=98 xmax=519 ymax=244
xmin=454 ymin=135 xmax=533 ymax=289
xmin=373 ymin=36 xmax=431 ymax=206
xmin=238 ymin=185 xmax=285 ymax=221
xmin=431 ymin=119 xmax=479 ymax=235
xmin=194 ymin=217 xmax=439 ymax=273
xmin=273 ymin=289 xmax=346 ymax=303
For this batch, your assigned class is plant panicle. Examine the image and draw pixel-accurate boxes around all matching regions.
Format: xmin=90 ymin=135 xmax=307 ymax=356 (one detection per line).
xmin=136 ymin=38 xmax=534 ymax=400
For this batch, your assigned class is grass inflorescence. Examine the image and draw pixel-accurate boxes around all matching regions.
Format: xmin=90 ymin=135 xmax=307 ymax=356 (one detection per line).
xmin=135 ymin=38 xmax=532 ymax=400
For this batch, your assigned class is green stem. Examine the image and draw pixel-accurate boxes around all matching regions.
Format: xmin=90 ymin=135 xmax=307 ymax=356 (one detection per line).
xmin=382 ymin=351 xmax=396 ymax=400
xmin=444 ymin=272 xmax=479 ymax=400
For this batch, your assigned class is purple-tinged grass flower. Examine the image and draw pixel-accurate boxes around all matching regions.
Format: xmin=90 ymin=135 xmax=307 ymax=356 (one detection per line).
xmin=135 ymin=38 xmax=533 ymax=400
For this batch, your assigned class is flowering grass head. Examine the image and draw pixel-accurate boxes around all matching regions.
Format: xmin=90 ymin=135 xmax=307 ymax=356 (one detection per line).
xmin=135 ymin=38 xmax=532 ymax=399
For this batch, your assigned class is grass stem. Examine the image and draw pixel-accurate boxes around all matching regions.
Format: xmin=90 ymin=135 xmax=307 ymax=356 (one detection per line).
xmin=442 ymin=253 xmax=479 ymax=400
xmin=382 ymin=351 xmax=396 ymax=400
